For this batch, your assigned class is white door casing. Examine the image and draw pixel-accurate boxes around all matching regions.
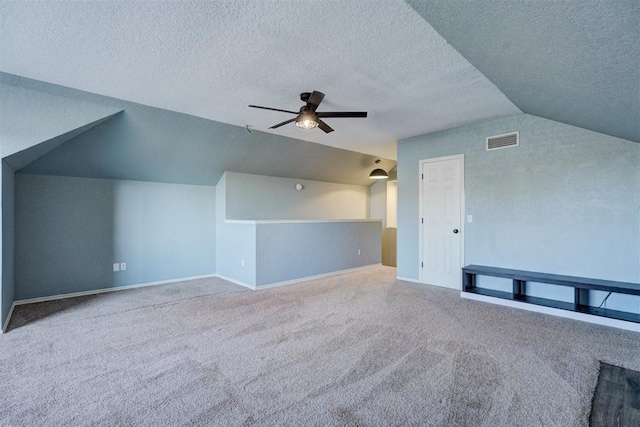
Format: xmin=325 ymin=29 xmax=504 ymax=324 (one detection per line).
xmin=419 ymin=155 xmax=464 ymax=289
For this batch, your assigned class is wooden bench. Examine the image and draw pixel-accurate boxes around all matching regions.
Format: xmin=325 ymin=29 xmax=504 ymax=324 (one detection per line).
xmin=462 ymin=265 xmax=640 ymax=324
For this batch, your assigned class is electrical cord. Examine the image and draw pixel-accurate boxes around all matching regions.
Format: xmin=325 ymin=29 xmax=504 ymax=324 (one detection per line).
xmin=598 ymin=292 xmax=612 ymax=309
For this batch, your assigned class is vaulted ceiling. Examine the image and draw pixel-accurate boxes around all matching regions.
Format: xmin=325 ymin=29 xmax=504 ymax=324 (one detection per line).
xmin=406 ymin=0 xmax=640 ymax=144
xmin=0 ymin=0 xmax=637 ymax=186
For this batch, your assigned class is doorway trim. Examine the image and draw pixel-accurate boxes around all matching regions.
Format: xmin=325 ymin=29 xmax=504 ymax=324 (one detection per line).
xmin=418 ymin=154 xmax=465 ymax=288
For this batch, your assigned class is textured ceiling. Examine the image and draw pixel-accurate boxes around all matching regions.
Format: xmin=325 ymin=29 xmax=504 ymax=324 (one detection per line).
xmin=0 ymin=0 xmax=521 ymax=160
xmin=407 ymin=0 xmax=640 ymax=143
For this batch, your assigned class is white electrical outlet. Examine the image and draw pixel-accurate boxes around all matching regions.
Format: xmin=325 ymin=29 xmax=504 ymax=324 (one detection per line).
xmin=241 ymin=259 xmax=245 ymax=267
xmin=467 ymin=215 xmax=473 ymax=223
xmin=113 ymin=263 xmax=120 ymax=272
xmin=357 ymin=249 xmax=362 ymax=256
xmin=120 ymin=262 xmax=127 ymax=271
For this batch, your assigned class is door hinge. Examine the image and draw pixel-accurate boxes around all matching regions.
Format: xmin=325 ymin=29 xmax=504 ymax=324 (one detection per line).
xmin=421 ymin=218 xmax=423 ymax=224
xmin=421 ymin=173 xmax=424 ymax=179
xmin=421 ymin=262 xmax=424 ymax=268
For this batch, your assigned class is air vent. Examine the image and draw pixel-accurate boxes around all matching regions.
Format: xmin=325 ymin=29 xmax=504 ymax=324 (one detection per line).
xmin=486 ymin=132 xmax=519 ymax=151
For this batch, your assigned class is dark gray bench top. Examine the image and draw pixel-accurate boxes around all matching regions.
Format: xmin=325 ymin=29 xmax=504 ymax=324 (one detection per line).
xmin=463 ymin=265 xmax=640 ymax=295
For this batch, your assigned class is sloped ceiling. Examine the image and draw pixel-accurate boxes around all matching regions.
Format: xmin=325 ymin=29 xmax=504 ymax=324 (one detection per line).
xmin=0 ymin=0 xmax=521 ymax=161
xmin=0 ymin=81 xmax=123 ymax=158
xmin=4 ymin=112 xmax=122 ymax=171
xmin=407 ymin=0 xmax=640 ymax=143
xmin=0 ymin=0 xmax=637 ymax=183
xmin=3 ymin=74 xmax=395 ymax=187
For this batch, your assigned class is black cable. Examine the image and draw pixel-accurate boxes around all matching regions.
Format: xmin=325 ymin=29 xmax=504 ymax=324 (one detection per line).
xmin=598 ymin=292 xmax=612 ymax=309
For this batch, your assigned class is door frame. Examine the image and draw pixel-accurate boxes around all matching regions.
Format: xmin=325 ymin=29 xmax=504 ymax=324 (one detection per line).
xmin=418 ymin=154 xmax=465 ymax=288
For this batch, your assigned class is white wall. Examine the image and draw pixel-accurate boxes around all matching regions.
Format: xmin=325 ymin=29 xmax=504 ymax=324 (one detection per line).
xmin=369 ymin=180 xmax=387 ymax=228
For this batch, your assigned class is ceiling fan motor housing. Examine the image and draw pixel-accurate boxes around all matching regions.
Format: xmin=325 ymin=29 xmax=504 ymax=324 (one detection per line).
xmin=300 ymin=92 xmax=311 ymax=103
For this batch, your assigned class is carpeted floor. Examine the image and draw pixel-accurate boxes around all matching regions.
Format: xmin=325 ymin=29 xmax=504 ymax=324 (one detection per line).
xmin=1 ymin=266 xmax=638 ymax=426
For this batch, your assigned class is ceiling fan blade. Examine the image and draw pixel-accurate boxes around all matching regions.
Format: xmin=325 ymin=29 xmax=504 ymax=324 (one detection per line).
xmin=248 ymin=105 xmax=298 ymax=114
xmin=306 ymin=91 xmax=325 ymax=108
xmin=316 ymin=111 xmax=368 ymax=118
xmin=269 ymin=118 xmax=297 ymax=129
xmin=316 ymin=119 xmax=334 ymax=134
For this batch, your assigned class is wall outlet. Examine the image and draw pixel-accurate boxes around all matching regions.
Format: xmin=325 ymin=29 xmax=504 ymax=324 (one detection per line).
xmin=467 ymin=215 xmax=473 ymax=223
xmin=113 ymin=263 xmax=120 ymax=272
xmin=120 ymin=262 xmax=127 ymax=271
xmin=357 ymin=249 xmax=362 ymax=256
xmin=241 ymin=259 xmax=245 ymax=267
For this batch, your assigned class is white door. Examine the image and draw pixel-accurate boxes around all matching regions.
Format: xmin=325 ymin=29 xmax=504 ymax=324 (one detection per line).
xmin=420 ymin=156 xmax=463 ymax=289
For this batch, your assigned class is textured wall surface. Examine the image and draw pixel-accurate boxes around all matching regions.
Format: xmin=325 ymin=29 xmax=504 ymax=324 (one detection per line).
xmin=1 ymin=162 xmax=15 ymax=327
xmin=256 ymin=221 xmax=381 ymax=286
xmin=397 ymin=114 xmax=639 ymax=311
xmin=215 ymin=174 xmax=256 ymax=286
xmin=0 ymin=81 xmax=122 ymax=158
xmin=225 ymin=172 xmax=369 ymax=220
xmin=15 ymin=174 xmax=215 ymax=300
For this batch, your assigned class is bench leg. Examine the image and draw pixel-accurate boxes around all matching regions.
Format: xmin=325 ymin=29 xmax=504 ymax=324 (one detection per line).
xmin=512 ymin=279 xmax=525 ymax=298
xmin=575 ymin=288 xmax=589 ymax=309
xmin=463 ymin=272 xmax=474 ymax=291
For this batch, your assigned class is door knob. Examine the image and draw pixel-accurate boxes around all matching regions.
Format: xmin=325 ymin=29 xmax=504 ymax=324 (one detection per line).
xmin=453 ymin=229 xmax=459 ymax=234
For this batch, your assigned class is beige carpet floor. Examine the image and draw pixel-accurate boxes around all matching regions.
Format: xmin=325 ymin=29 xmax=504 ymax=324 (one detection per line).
xmin=1 ymin=266 xmax=638 ymax=426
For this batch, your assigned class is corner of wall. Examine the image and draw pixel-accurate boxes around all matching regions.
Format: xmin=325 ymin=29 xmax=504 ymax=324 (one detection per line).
xmin=1 ymin=160 xmax=16 ymax=330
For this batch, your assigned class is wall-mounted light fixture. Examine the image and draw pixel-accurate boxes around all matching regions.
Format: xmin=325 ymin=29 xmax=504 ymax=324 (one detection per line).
xmin=369 ymin=159 xmax=388 ymax=180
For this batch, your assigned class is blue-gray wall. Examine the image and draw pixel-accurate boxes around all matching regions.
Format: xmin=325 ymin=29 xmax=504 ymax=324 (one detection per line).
xmin=256 ymin=221 xmax=381 ymax=286
xmin=15 ymin=174 xmax=215 ymax=300
xmin=2 ymin=74 xmax=393 ymax=188
xmin=1 ymin=161 xmax=15 ymax=328
xmin=0 ymin=81 xmax=122 ymax=159
xmin=215 ymin=173 xmax=257 ymax=286
xmin=216 ymin=171 xmax=381 ymax=288
xmin=225 ymin=172 xmax=369 ymax=220
xmin=398 ymin=114 xmax=639 ymax=312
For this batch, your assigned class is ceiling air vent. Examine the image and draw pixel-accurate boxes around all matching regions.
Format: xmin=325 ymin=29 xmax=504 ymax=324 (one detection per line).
xmin=486 ymin=132 xmax=519 ymax=151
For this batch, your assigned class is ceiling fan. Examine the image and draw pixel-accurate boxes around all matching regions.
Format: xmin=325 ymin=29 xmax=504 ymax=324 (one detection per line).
xmin=248 ymin=91 xmax=367 ymax=133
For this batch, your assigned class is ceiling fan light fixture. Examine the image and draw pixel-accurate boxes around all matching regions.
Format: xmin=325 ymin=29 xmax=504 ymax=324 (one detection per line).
xmin=369 ymin=168 xmax=389 ymax=180
xmin=295 ymin=115 xmax=318 ymax=130
xmin=249 ymin=91 xmax=366 ymax=134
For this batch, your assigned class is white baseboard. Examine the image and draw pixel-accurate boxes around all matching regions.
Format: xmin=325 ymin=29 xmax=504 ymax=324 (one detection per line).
xmin=214 ymin=274 xmax=256 ymax=290
xmin=461 ymin=292 xmax=640 ymax=333
xmin=7 ymin=273 xmax=217 ymax=314
xmin=255 ymin=264 xmax=383 ymax=290
xmin=2 ymin=266 xmax=384 ymax=333
xmin=2 ymin=302 xmax=16 ymax=333
xmin=396 ymin=276 xmax=422 ymax=284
